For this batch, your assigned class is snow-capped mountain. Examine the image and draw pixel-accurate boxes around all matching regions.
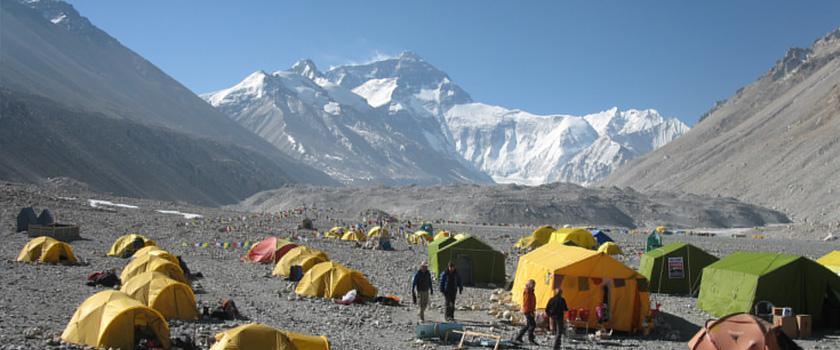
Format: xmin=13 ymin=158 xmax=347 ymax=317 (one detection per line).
xmin=205 ymin=52 xmax=688 ymax=185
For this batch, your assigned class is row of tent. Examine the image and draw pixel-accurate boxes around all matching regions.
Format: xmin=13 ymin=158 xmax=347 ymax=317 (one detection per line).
xmin=243 ymin=236 xmax=378 ymax=300
xmin=322 ymin=225 xmax=390 ymax=241
xmin=514 ymin=226 xmax=622 ymax=253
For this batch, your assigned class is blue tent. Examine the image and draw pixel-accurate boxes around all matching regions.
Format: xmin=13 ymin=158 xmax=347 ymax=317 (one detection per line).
xmin=591 ymin=229 xmax=614 ymax=245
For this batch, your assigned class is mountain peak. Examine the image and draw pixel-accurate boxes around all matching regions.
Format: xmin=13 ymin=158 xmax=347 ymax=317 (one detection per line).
xmin=290 ymin=59 xmax=322 ymax=80
xmin=398 ymin=51 xmax=425 ymax=62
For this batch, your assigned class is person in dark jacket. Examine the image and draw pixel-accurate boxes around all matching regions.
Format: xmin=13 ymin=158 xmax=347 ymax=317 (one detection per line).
xmin=546 ymin=287 xmax=569 ymax=349
xmin=439 ymin=261 xmax=463 ymax=321
xmin=514 ymin=279 xmax=538 ymax=345
xmin=411 ymin=261 xmax=434 ymax=322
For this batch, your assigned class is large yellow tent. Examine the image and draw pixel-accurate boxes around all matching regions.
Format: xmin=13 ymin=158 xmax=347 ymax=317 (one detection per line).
xmin=17 ymin=236 xmax=77 ymax=264
xmin=324 ymin=227 xmax=345 ymax=239
xmin=512 ymin=242 xmax=651 ymax=332
xmin=818 ymin=251 xmax=840 ymax=274
xmin=120 ymin=271 xmax=198 ymax=320
xmin=295 ymin=261 xmax=377 ymax=299
xmin=547 ymin=228 xmax=597 ymax=249
xmin=340 ymin=229 xmax=366 ymax=241
xmin=121 ymin=254 xmax=188 ymax=285
xmin=107 ymin=233 xmax=156 ymax=257
xmin=273 ymin=246 xmax=329 ymax=277
xmin=597 ymin=242 xmax=623 ymax=255
xmin=210 ymin=323 xmax=329 ymax=350
xmin=367 ymin=226 xmax=389 ymax=238
xmin=62 ymin=290 xmax=170 ymax=350
xmin=513 ymin=225 xmax=556 ymax=249
xmin=132 ymin=246 xmax=179 ymax=265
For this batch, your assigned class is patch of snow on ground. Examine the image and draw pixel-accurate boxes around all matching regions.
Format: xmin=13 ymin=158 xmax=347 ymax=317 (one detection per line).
xmin=89 ymin=199 xmax=139 ymax=209
xmin=155 ymin=210 xmax=203 ymax=219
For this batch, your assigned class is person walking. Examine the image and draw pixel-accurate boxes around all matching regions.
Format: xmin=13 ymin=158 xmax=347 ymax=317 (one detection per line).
xmin=514 ymin=279 xmax=538 ymax=345
xmin=439 ymin=262 xmax=463 ymax=321
xmin=411 ymin=262 xmax=434 ymax=322
xmin=546 ymin=287 xmax=569 ymax=349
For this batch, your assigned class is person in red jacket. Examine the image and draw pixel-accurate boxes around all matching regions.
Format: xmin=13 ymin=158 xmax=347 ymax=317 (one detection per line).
xmin=514 ymin=279 xmax=538 ymax=345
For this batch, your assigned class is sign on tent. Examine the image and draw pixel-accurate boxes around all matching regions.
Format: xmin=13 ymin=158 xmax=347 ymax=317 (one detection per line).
xmin=668 ymin=257 xmax=685 ymax=279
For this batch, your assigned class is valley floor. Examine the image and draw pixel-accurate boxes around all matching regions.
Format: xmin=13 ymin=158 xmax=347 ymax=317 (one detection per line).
xmin=0 ymin=182 xmax=838 ymax=349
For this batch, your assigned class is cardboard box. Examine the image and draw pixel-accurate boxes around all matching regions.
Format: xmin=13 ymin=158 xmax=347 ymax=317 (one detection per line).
xmin=796 ymin=314 xmax=811 ymax=339
xmin=773 ymin=315 xmax=798 ymax=338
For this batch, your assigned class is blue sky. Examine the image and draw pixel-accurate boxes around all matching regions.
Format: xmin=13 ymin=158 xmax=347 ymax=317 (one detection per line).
xmin=67 ymin=1 xmax=839 ymax=125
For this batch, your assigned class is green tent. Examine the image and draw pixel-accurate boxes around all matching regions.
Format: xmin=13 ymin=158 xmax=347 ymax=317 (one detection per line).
xmin=697 ymin=252 xmax=840 ymax=328
xmin=646 ymin=231 xmax=663 ymax=252
xmin=428 ymin=234 xmax=505 ymax=286
xmin=639 ymin=242 xmax=718 ymax=295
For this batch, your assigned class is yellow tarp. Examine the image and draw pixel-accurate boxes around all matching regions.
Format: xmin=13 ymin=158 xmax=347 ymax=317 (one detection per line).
xmin=107 ymin=233 xmax=156 ymax=257
xmin=433 ymin=230 xmax=451 ymax=241
xmin=120 ymin=271 xmax=197 ymax=320
xmin=408 ymin=230 xmax=433 ymax=244
xmin=61 ymin=290 xmax=170 ymax=350
xmin=367 ymin=226 xmax=389 ymax=238
xmin=514 ymin=225 xmax=556 ymax=249
xmin=121 ymin=254 xmax=188 ymax=285
xmin=597 ymin=242 xmax=623 ymax=255
xmin=324 ymin=227 xmax=345 ymax=239
xmin=547 ymin=228 xmax=597 ymax=249
xmin=340 ymin=229 xmax=366 ymax=241
xmin=818 ymin=251 xmax=840 ymax=274
xmin=273 ymin=246 xmax=329 ymax=277
xmin=211 ymin=323 xmax=330 ymax=350
xmin=17 ymin=236 xmax=77 ymax=264
xmin=133 ymin=246 xmax=179 ymax=265
xmin=295 ymin=261 xmax=377 ymax=299
xmin=512 ymin=242 xmax=650 ymax=333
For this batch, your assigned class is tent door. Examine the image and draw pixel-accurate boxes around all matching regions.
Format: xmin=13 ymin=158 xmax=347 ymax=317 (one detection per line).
xmin=455 ymin=255 xmax=473 ymax=286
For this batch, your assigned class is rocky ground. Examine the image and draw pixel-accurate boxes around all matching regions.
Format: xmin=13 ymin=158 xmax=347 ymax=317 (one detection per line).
xmin=1 ymin=181 xmax=839 ymax=350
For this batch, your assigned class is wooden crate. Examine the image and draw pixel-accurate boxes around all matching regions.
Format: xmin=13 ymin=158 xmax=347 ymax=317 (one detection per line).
xmin=27 ymin=223 xmax=81 ymax=241
xmin=796 ymin=314 xmax=811 ymax=339
xmin=773 ymin=315 xmax=798 ymax=339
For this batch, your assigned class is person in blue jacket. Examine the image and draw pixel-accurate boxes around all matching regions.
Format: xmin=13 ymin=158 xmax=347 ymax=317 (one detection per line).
xmin=439 ymin=261 xmax=463 ymax=321
xmin=411 ymin=261 xmax=433 ymax=322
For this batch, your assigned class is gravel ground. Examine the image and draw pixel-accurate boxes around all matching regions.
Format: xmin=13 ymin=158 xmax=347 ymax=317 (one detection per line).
xmin=1 ymin=181 xmax=838 ymax=350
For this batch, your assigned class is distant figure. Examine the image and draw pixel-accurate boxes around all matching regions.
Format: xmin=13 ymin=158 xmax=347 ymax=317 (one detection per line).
xmin=439 ymin=261 xmax=463 ymax=321
xmin=411 ymin=261 xmax=434 ymax=322
xmin=546 ymin=287 xmax=569 ymax=349
xmin=514 ymin=279 xmax=538 ymax=345
xmin=378 ymin=232 xmax=393 ymax=251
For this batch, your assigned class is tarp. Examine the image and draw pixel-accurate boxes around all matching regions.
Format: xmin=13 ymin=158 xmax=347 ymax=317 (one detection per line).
xmin=697 ymin=252 xmax=840 ymax=327
xmin=591 ymin=230 xmax=614 ymax=246
xmin=324 ymin=227 xmax=345 ymax=239
xmin=548 ymin=228 xmax=597 ymax=250
xmin=295 ymin=261 xmax=377 ymax=299
xmin=340 ymin=229 xmax=366 ymax=241
xmin=17 ymin=236 xmax=77 ymax=264
xmin=513 ymin=225 xmax=556 ymax=250
xmin=16 ymin=207 xmax=37 ymax=232
xmin=597 ymin=242 xmax=623 ymax=255
xmin=120 ymin=271 xmax=198 ymax=320
xmin=133 ymin=246 xmax=179 ymax=265
xmin=61 ymin=290 xmax=170 ymax=350
xmin=107 ymin=234 xmax=156 ymax=257
xmin=367 ymin=226 xmax=388 ymax=238
xmin=273 ymin=246 xmax=329 ymax=277
xmin=420 ymin=223 xmax=434 ymax=233
xmin=428 ymin=234 xmax=505 ymax=285
xmin=408 ymin=230 xmax=433 ymax=244
xmin=639 ymin=242 xmax=718 ymax=295
xmin=243 ymin=237 xmax=297 ymax=263
xmin=512 ymin=242 xmax=651 ymax=332
xmin=121 ymin=254 xmax=188 ymax=285
xmin=817 ymin=251 xmax=840 ymax=274
xmin=433 ymin=230 xmax=451 ymax=241
xmin=210 ymin=323 xmax=329 ymax=350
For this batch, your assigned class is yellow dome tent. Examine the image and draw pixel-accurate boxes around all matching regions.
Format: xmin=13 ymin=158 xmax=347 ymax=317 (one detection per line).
xmin=514 ymin=225 xmax=556 ymax=250
xmin=433 ymin=230 xmax=451 ymax=241
xmin=132 ymin=246 xmax=179 ymax=265
xmin=210 ymin=323 xmax=329 ymax=350
xmin=367 ymin=226 xmax=389 ymax=238
xmin=273 ymin=246 xmax=329 ymax=277
xmin=295 ymin=261 xmax=377 ymax=299
xmin=121 ymin=254 xmax=188 ymax=285
xmin=408 ymin=230 xmax=433 ymax=244
xmin=512 ymin=242 xmax=651 ymax=333
xmin=818 ymin=251 xmax=840 ymax=274
xmin=107 ymin=233 xmax=156 ymax=257
xmin=17 ymin=236 xmax=77 ymax=264
xmin=547 ymin=228 xmax=597 ymax=249
xmin=61 ymin=290 xmax=170 ymax=350
xmin=340 ymin=229 xmax=366 ymax=241
xmin=597 ymin=242 xmax=623 ymax=255
xmin=120 ymin=271 xmax=198 ymax=320
xmin=324 ymin=227 xmax=345 ymax=239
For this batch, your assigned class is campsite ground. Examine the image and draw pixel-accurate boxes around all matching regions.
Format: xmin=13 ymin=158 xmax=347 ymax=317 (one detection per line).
xmin=1 ymin=181 xmax=838 ymax=350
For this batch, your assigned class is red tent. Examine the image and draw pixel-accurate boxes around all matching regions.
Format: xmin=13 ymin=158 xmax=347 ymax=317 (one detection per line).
xmin=243 ymin=237 xmax=297 ymax=263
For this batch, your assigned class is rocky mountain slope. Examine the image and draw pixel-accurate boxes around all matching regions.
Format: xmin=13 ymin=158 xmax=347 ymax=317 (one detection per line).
xmin=206 ymin=52 xmax=688 ymax=186
xmin=605 ymin=28 xmax=840 ymax=224
xmin=233 ymin=183 xmax=789 ymax=229
xmin=0 ymin=0 xmax=334 ymax=204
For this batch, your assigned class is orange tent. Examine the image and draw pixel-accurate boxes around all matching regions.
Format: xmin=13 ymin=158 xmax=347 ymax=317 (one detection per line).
xmin=242 ymin=237 xmax=297 ymax=264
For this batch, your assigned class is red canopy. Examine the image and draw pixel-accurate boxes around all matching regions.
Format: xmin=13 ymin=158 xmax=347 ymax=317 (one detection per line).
xmin=243 ymin=237 xmax=297 ymax=263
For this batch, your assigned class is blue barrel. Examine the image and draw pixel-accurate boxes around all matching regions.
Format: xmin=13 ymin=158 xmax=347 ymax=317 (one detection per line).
xmin=415 ymin=322 xmax=463 ymax=341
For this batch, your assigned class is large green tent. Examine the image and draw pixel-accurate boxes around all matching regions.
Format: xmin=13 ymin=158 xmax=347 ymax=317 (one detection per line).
xmin=639 ymin=242 xmax=718 ymax=295
xmin=697 ymin=252 xmax=840 ymax=328
xmin=428 ymin=234 xmax=505 ymax=286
